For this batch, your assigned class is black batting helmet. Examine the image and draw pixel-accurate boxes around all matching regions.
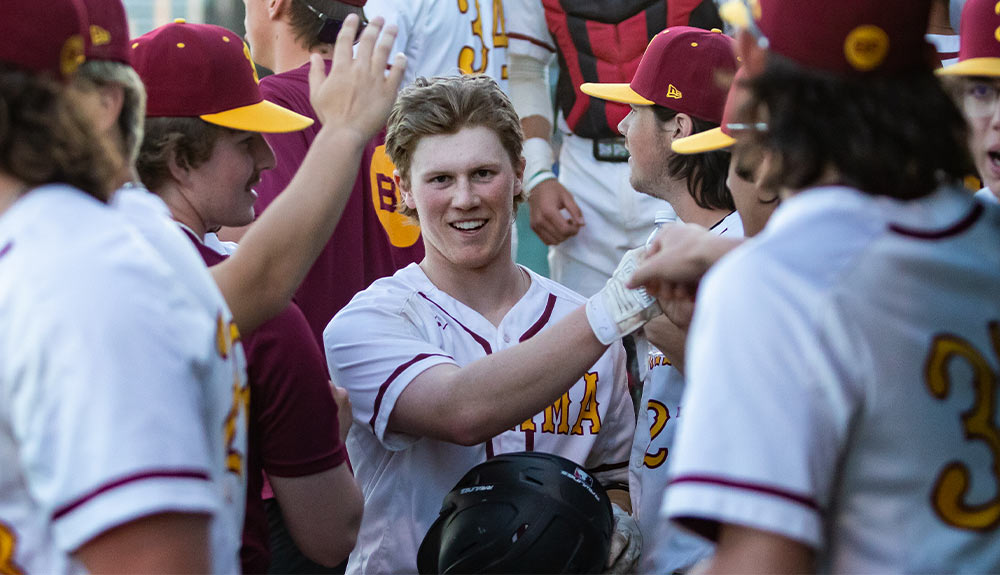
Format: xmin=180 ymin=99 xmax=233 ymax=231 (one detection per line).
xmin=417 ymin=452 xmax=614 ymax=574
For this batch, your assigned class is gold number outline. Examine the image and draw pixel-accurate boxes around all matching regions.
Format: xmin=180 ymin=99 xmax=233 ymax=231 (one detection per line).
xmin=643 ymin=399 xmax=671 ymax=469
xmin=0 ymin=520 xmax=24 ymax=575
xmin=925 ymin=321 xmax=1000 ymax=531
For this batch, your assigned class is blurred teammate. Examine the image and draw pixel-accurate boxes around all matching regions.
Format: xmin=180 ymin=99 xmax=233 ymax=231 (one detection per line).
xmin=581 ymin=26 xmax=738 ymax=572
xmin=0 ymin=0 xmax=242 ymax=571
xmin=324 ymin=75 xmax=663 ymax=574
xmin=657 ymin=0 xmax=1000 ymax=571
xmin=130 ymin=15 xmax=403 ymax=571
xmin=939 ymin=0 xmax=1000 ymax=204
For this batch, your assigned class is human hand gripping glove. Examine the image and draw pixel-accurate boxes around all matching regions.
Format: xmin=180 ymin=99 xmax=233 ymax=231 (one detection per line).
xmin=586 ymin=248 xmax=663 ymax=345
xmin=605 ymin=503 xmax=642 ymax=574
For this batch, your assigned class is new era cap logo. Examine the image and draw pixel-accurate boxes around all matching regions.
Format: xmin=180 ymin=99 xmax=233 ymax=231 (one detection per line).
xmin=666 ymin=84 xmax=683 ymax=99
xmin=91 ymin=25 xmax=111 ymax=46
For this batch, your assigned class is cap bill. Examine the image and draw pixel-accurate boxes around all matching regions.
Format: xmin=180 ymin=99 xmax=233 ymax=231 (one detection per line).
xmin=580 ymin=82 xmax=654 ymax=105
xmin=937 ymin=57 xmax=1000 ymax=77
xmin=671 ymin=126 xmax=736 ymax=154
xmin=200 ymin=99 xmax=314 ymax=133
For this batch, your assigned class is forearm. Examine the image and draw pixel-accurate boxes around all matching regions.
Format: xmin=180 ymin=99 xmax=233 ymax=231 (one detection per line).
xmin=393 ymin=307 xmax=610 ymax=444
xmin=213 ymin=127 xmax=367 ymax=333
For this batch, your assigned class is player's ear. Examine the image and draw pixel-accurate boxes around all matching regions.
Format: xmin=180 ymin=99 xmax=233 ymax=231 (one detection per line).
xmin=166 ymin=143 xmax=194 ymax=187
xmin=268 ymin=0 xmax=285 ymax=20
xmin=395 ymin=169 xmax=416 ymax=210
xmin=673 ymin=113 xmax=694 ymax=140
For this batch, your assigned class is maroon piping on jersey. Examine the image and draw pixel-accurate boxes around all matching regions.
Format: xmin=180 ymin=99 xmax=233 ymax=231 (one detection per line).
xmin=668 ymin=474 xmax=821 ymax=512
xmin=888 ymin=202 xmax=984 ymax=240
xmin=418 ymin=292 xmax=492 ymax=355
xmin=518 ymin=293 xmax=558 ymax=452
xmin=519 ymin=294 xmax=558 ymax=343
xmin=0 ymin=242 xmax=12 ymax=260
xmin=368 ymin=352 xmax=453 ymax=434
xmin=52 ymin=469 xmax=212 ymax=520
xmin=506 ymin=32 xmax=556 ymax=53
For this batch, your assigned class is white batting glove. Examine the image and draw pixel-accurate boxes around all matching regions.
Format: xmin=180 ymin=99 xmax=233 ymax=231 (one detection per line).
xmin=604 ymin=503 xmax=642 ymax=574
xmin=586 ymin=248 xmax=663 ymax=345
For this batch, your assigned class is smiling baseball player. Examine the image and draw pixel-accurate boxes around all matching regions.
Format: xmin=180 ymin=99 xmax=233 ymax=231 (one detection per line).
xmin=324 ymin=74 xmax=666 ymax=574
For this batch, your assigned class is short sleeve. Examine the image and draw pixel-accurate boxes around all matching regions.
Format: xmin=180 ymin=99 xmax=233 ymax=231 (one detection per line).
xmin=9 ymin=245 xmax=221 ymax=553
xmin=505 ymin=0 xmax=556 ymax=61
xmin=662 ymin=249 xmax=849 ymax=550
xmin=246 ymin=302 xmax=347 ymax=478
xmin=324 ymin=284 xmax=457 ymax=450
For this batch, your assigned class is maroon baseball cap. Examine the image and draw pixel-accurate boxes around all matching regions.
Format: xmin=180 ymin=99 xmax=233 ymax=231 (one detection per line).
xmin=580 ymin=27 xmax=738 ymax=124
xmin=0 ymin=0 xmax=87 ymax=79
xmin=131 ymin=20 xmax=313 ymax=133
xmin=672 ymin=68 xmax=756 ymax=154
xmin=82 ymin=0 xmax=131 ymax=64
xmin=720 ymin=0 xmax=933 ymax=76
xmin=939 ymin=0 xmax=1000 ymax=77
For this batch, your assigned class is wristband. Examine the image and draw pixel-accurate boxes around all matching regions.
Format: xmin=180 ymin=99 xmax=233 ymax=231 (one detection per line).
xmin=522 ymin=137 xmax=556 ymax=195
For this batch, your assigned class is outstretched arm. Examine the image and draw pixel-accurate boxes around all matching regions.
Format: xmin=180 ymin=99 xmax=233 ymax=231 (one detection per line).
xmin=211 ymin=15 xmax=407 ymax=334
xmin=389 ymin=250 xmax=660 ymax=445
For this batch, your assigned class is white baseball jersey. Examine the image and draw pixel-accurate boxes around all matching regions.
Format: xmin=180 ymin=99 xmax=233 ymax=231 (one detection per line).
xmin=112 ymin=185 xmax=248 ymax=573
xmin=0 ymin=185 xmax=244 ymax=574
xmin=631 ymin=210 xmax=743 ymax=574
xmin=365 ymin=0 xmax=509 ymax=90
xmin=664 ymin=185 xmax=1000 ymax=572
xmin=325 ymin=263 xmax=634 ymax=574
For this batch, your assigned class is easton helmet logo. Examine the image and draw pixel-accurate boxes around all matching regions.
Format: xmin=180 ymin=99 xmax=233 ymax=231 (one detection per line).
xmin=666 ymin=84 xmax=683 ymax=99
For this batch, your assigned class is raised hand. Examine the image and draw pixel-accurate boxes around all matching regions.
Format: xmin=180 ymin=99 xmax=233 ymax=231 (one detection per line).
xmin=308 ymin=14 xmax=407 ymax=140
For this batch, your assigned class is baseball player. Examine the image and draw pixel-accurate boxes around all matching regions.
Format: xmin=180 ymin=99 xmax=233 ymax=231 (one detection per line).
xmin=624 ymin=71 xmax=779 ymax=307
xmin=126 ymin=15 xmax=405 ymax=571
xmin=238 ymin=0 xmax=425 ymax=352
xmin=580 ymin=26 xmax=739 ymax=573
xmin=72 ymin=4 xmax=402 ymax=570
xmin=655 ymin=0 xmax=1000 ymax=571
xmin=324 ymin=75 xmax=665 ymax=574
xmin=504 ymin=0 xmax=721 ymax=298
xmin=939 ymin=0 xmax=1000 ymax=204
xmin=0 ymin=1 xmax=244 ymax=572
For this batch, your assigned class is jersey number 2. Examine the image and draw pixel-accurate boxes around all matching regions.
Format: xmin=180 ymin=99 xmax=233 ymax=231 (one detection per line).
xmin=643 ymin=400 xmax=670 ymax=469
xmin=0 ymin=522 xmax=23 ymax=575
xmin=457 ymin=0 xmax=508 ymax=79
xmin=925 ymin=321 xmax=1000 ymax=531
